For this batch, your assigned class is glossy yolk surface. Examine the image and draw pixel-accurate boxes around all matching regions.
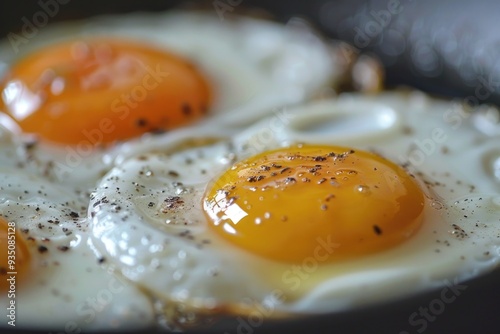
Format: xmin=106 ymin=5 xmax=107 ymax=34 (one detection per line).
xmin=0 ymin=39 xmax=212 ymax=145
xmin=204 ymin=145 xmax=425 ymax=263
xmin=0 ymin=217 xmax=30 ymax=291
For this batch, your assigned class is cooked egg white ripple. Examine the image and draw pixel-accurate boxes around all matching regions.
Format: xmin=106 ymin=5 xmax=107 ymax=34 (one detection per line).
xmin=89 ymin=91 xmax=500 ymax=324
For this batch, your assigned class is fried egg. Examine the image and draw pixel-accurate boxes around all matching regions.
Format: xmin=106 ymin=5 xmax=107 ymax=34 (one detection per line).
xmin=88 ymin=91 xmax=500 ymax=329
xmin=1 ymin=7 xmax=500 ymax=333
xmin=0 ymin=10 xmax=339 ymax=189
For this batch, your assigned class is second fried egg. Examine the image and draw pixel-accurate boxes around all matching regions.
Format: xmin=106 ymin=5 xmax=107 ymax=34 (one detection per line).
xmin=88 ymin=91 xmax=500 ymax=328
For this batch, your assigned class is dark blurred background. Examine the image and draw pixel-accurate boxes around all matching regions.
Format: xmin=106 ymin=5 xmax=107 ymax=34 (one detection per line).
xmin=0 ymin=1 xmax=499 ymax=333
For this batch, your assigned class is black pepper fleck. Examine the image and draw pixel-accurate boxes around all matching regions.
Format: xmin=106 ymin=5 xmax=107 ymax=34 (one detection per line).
xmin=136 ymin=118 xmax=147 ymax=127
xmin=182 ymin=103 xmax=192 ymax=115
xmin=373 ymin=225 xmax=383 ymax=235
xmin=58 ymin=246 xmax=69 ymax=252
xmin=168 ymin=171 xmax=180 ymax=177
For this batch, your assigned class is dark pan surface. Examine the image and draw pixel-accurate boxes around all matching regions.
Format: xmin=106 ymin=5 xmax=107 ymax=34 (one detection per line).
xmin=0 ymin=1 xmax=499 ymax=333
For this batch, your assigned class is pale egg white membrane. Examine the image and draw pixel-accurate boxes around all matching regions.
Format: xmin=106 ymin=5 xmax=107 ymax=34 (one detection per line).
xmin=89 ymin=91 xmax=500 ymax=323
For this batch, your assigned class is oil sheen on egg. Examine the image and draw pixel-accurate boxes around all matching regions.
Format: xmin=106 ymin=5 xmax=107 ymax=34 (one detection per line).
xmin=88 ymin=91 xmax=500 ymax=329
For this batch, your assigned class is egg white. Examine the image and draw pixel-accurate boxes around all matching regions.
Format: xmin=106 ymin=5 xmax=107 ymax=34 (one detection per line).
xmin=0 ymin=157 xmax=154 ymax=330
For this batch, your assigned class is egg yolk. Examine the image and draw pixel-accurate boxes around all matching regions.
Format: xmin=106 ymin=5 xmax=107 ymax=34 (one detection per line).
xmin=0 ymin=39 xmax=212 ymax=145
xmin=0 ymin=217 xmax=30 ymax=291
xmin=204 ymin=145 xmax=425 ymax=263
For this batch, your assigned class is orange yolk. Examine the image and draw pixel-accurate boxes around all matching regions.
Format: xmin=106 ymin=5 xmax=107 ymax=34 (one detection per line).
xmin=0 ymin=217 xmax=30 ymax=291
xmin=204 ymin=145 xmax=425 ymax=263
xmin=0 ymin=39 xmax=212 ymax=145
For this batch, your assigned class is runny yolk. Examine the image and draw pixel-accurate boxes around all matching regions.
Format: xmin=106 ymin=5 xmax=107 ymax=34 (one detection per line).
xmin=0 ymin=217 xmax=30 ymax=291
xmin=0 ymin=39 xmax=212 ymax=145
xmin=204 ymin=145 xmax=425 ymax=263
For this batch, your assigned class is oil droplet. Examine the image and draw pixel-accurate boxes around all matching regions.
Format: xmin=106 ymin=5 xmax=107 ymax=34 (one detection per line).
xmin=493 ymin=156 xmax=500 ymax=181
xmin=356 ymin=185 xmax=371 ymax=194
xmin=255 ymin=218 xmax=262 ymax=225
xmin=330 ymin=179 xmax=340 ymax=187
xmin=264 ymin=212 xmax=271 ymax=219
xmin=431 ymin=200 xmax=444 ymax=210
xmin=177 ymin=250 xmax=186 ymax=259
xmin=472 ymin=106 xmax=500 ymax=136
xmin=481 ymin=150 xmax=500 ymax=185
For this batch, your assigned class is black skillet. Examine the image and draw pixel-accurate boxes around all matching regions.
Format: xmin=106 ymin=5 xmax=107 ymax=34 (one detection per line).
xmin=0 ymin=1 xmax=499 ymax=333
